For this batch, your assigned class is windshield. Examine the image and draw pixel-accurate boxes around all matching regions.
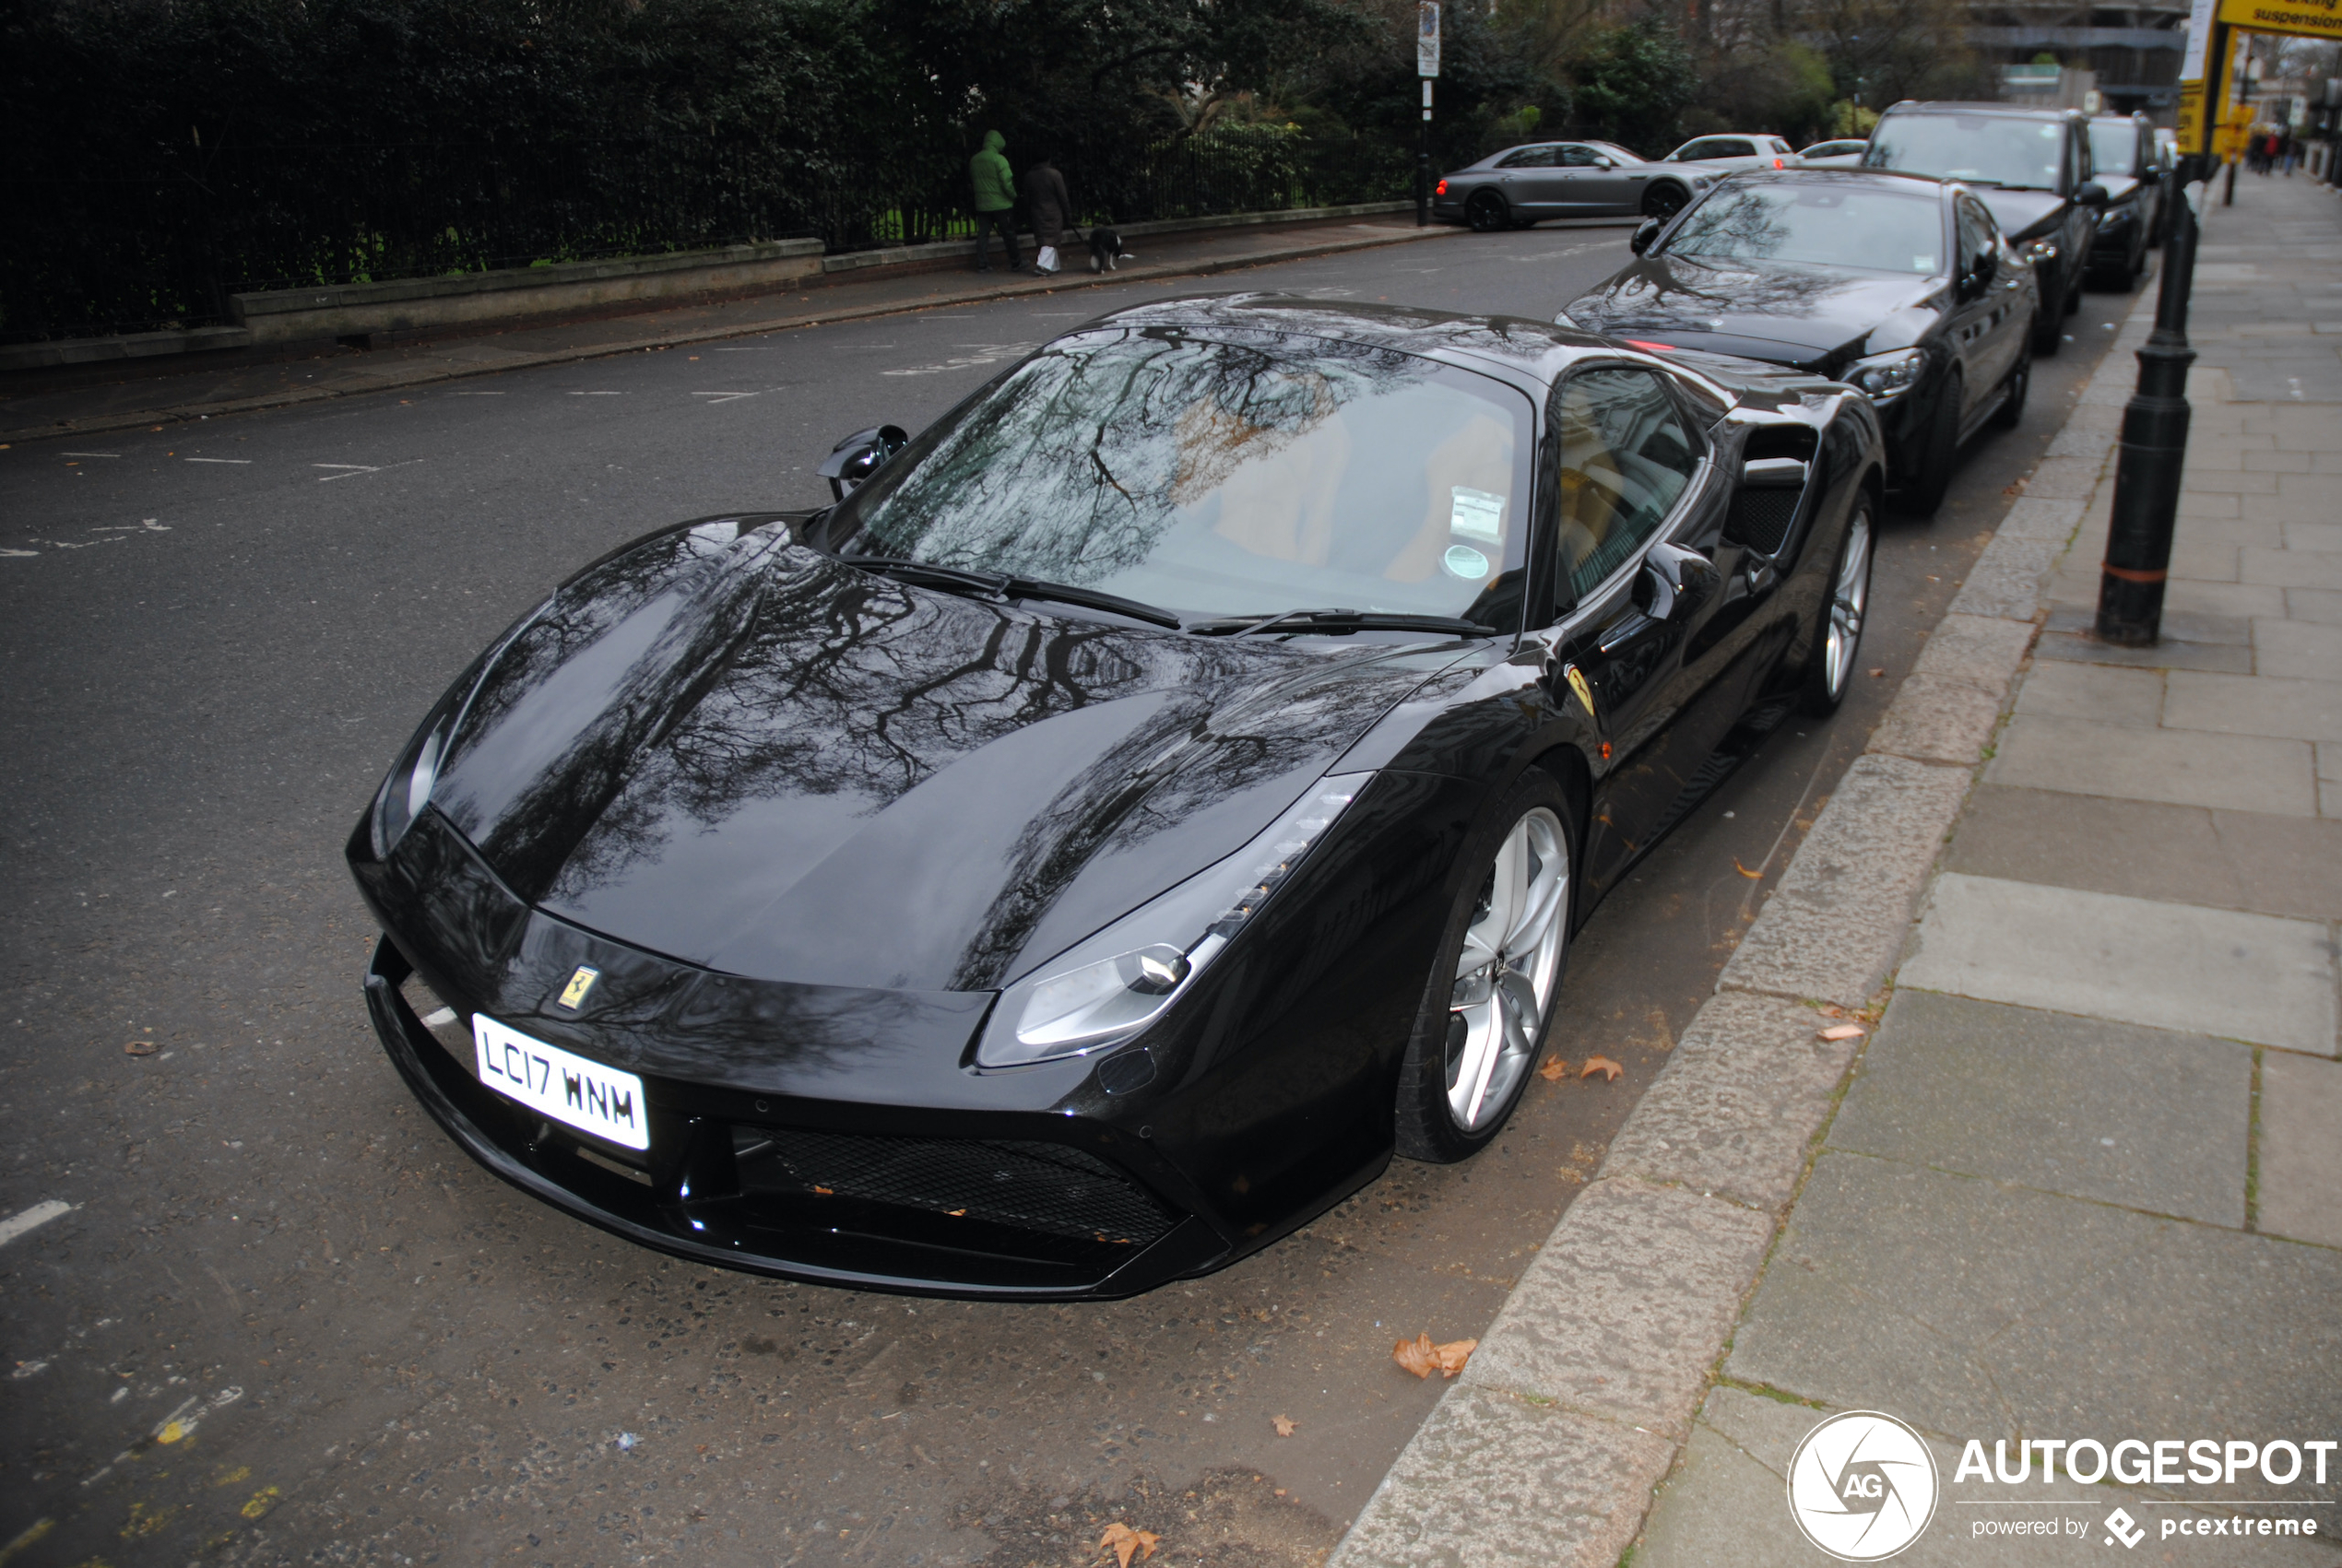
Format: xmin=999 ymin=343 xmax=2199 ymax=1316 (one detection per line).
xmin=827 ymin=327 xmax=1533 ymax=626
xmin=1865 ymin=113 xmax=2068 ymax=191
xmin=2089 ymin=122 xmax=2140 ymax=176
xmin=1661 ymin=183 xmax=1946 ymax=275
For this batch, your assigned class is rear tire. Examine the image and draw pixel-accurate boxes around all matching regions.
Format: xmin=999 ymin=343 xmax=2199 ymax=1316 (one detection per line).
xmin=1468 ymin=191 xmax=1510 ymax=232
xmin=1903 ymin=371 xmax=1962 ymax=518
xmin=1641 ymin=183 xmax=1689 ymax=220
xmin=1800 ymin=498 xmax=1875 ymax=716
xmin=1394 ymin=769 xmax=1579 ymax=1163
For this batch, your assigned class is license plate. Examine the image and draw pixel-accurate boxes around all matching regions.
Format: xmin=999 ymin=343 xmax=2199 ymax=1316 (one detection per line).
xmin=472 ymin=1015 xmax=649 ymax=1150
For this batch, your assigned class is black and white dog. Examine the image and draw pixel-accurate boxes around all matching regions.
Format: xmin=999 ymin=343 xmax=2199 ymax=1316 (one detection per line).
xmin=1086 ymin=227 xmax=1135 ymax=273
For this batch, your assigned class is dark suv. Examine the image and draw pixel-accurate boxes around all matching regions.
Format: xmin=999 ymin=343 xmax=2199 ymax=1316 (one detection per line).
xmin=1862 ymin=102 xmax=2107 ymax=353
xmin=2086 ymin=112 xmax=2169 ymax=287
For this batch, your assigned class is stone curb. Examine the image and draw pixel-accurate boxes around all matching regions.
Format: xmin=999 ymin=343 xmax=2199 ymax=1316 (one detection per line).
xmin=2 ymin=220 xmax=1470 ymax=447
xmin=1326 ymin=281 xmax=2164 ymax=1568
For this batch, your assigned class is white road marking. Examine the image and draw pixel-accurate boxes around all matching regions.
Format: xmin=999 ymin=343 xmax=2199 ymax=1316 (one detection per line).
xmin=568 ymin=391 xmax=623 ymax=396
xmin=692 ymin=392 xmax=758 ymax=404
xmin=185 ymin=457 xmax=251 ymax=464
xmin=313 ymin=463 xmax=373 ymax=469
xmin=882 ymin=342 xmax=1036 ymax=377
xmin=318 ymin=459 xmax=421 ymax=483
xmin=0 ymin=1200 xmax=74 ymax=1248
xmin=61 ymin=452 xmax=120 ymax=458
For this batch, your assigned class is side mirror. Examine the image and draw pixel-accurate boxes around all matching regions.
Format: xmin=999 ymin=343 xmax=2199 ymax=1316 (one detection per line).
xmin=1636 ymin=540 xmax=1721 ymax=622
xmin=1958 ymin=250 xmax=1998 ymax=300
xmin=1593 ymin=155 xmax=1615 ymax=169
xmin=817 ymin=424 xmax=908 ymax=501
xmin=2076 ymin=182 xmax=2111 ymax=207
xmin=1742 ymin=456 xmax=1809 ymax=489
xmin=1630 ymin=217 xmax=1663 ymax=255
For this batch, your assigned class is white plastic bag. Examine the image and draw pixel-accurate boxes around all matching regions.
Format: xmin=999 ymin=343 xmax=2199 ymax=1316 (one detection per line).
xmin=1035 ymin=245 xmax=1059 ymax=274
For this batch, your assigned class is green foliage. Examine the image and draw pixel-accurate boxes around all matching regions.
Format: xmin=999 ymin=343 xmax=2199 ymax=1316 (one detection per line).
xmin=1566 ymin=20 xmax=1694 ymax=157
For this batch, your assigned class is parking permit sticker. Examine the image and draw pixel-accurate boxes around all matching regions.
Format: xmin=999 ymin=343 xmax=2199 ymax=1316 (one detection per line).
xmin=1449 ymin=487 xmax=1506 ymax=545
xmin=1442 ymin=544 xmax=1491 ymax=578
xmin=1913 ymin=253 xmax=1937 ymax=272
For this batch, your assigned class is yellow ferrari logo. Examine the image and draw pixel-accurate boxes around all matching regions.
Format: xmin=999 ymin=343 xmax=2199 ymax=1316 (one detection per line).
xmin=1563 ymin=664 xmax=1597 ymax=722
xmin=559 ymin=966 xmax=600 ymax=1010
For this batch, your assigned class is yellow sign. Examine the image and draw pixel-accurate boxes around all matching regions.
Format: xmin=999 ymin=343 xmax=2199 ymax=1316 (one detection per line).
xmin=2217 ymin=0 xmax=2342 ymax=41
xmin=2176 ymin=80 xmax=2206 ymax=154
xmin=559 ymin=965 xmax=600 ymax=1009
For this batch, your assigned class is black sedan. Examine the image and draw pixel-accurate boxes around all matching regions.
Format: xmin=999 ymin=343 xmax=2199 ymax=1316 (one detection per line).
xmin=349 ymin=296 xmax=1886 ymax=1301
xmin=1433 ymin=140 xmax=1716 ymax=230
xmin=1555 ymin=171 xmax=2037 ymax=516
xmin=2086 ymin=112 xmax=2166 ymax=285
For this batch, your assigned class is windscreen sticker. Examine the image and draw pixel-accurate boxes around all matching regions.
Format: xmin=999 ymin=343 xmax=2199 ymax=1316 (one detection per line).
xmin=1449 ymin=487 xmax=1508 ymax=545
xmin=1914 ymin=253 xmax=1938 ymax=272
xmin=1442 ymin=544 xmax=1492 ymax=579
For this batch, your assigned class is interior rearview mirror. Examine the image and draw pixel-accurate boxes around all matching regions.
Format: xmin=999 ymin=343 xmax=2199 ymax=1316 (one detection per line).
xmin=1630 ymin=218 xmax=1663 ymax=255
xmin=818 ymin=425 xmax=909 ymax=501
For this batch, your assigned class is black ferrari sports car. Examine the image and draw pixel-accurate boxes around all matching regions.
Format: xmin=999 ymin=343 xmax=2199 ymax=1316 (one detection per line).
xmin=1555 ymin=171 xmax=2037 ymax=517
xmin=349 ymin=296 xmax=1885 ymax=1301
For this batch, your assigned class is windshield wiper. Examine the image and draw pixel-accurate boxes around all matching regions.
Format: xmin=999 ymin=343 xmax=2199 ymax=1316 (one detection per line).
xmin=1188 ymin=607 xmax=1500 ymax=639
xmin=842 ymin=554 xmax=1184 ymax=630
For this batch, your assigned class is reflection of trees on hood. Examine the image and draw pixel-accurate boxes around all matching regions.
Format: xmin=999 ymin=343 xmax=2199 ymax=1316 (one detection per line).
xmin=850 ymin=327 xmax=1423 ymax=590
xmin=470 ymin=544 xmax=1421 ymax=967
xmin=1610 ymin=254 xmax=1891 ymax=324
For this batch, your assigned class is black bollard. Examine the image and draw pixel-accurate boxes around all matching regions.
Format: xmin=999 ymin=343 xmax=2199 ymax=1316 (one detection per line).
xmin=2096 ymin=167 xmax=2202 ymax=646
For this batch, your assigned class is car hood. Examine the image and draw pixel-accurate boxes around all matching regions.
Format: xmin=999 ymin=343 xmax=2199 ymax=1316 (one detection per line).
xmin=424 ymin=518 xmax=1469 ymax=994
xmin=1971 ymin=186 xmax=2067 ymax=243
xmin=1564 ymin=253 xmax=1946 ymax=371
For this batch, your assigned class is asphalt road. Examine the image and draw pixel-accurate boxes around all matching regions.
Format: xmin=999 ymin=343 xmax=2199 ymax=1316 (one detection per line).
xmin=0 ymin=229 xmax=2128 ymax=1568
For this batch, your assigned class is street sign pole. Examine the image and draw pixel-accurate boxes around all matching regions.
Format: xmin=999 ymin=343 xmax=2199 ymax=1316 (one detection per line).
xmin=1416 ymin=3 xmax=1439 ymax=228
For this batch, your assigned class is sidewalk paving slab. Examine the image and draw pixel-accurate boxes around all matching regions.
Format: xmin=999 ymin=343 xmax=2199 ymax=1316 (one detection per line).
xmin=1987 ymin=712 xmax=2318 ymax=814
xmin=1826 ymin=990 xmax=2252 ymax=1225
xmin=2258 ymin=1051 xmax=2342 ymax=1249
xmin=1899 ymin=872 xmax=2338 ymax=1055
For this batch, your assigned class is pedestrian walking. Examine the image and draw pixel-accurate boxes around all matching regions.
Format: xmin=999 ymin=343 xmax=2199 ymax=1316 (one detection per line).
xmin=969 ymin=130 xmax=1023 ymax=274
xmin=1023 ymin=155 xmax=1072 ymax=276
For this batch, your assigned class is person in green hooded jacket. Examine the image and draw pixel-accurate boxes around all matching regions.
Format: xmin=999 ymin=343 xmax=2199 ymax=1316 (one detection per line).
xmin=968 ymin=130 xmax=1023 ymax=273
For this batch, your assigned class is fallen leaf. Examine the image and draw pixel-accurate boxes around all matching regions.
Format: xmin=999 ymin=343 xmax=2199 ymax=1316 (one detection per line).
xmin=1733 ymin=859 xmax=1764 ymax=878
xmin=1272 ymin=1415 xmax=1296 ymax=1437
xmin=1538 ymin=1055 xmax=1568 ymax=1081
xmin=1817 ymin=1023 xmax=1866 ymax=1041
xmin=1580 ymin=1055 xmax=1623 ymax=1082
xmin=1393 ymin=1332 xmax=1439 ymax=1378
xmin=1097 ymin=1521 xmax=1160 ymax=1568
xmin=1393 ymin=1332 xmax=1478 ymax=1378
xmin=1868 ymin=666 xmax=1887 ymax=678
xmin=124 ymin=1040 xmax=160 ymax=1056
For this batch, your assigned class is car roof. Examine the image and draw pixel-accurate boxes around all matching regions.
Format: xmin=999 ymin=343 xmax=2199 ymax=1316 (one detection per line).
xmin=1883 ymin=100 xmax=2082 ymax=122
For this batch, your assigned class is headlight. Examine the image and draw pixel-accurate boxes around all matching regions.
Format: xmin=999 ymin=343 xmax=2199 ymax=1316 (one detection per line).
xmin=1847 ymin=347 xmax=1927 ymax=404
xmin=975 ymin=775 xmax=1368 ymax=1067
xmin=371 ymin=699 xmax=458 ymax=859
xmin=2023 ymin=238 xmax=2059 ymax=265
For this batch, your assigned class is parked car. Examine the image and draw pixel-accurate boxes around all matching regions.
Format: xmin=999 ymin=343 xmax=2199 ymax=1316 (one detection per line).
xmin=1555 ymin=169 xmax=2038 ymax=515
xmin=1799 ymin=138 xmax=1870 ymax=167
xmin=1662 ymin=134 xmax=1801 ymax=173
xmin=349 ymin=293 xmax=1886 ymax=1300
xmin=2086 ymin=112 xmax=2169 ymax=275
xmin=1859 ymin=101 xmax=2105 ymax=352
xmin=1434 ymin=141 xmax=1714 ymax=229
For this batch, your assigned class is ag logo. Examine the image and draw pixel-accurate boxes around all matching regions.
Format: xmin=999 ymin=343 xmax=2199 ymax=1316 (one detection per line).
xmin=1786 ymin=1410 xmax=1939 ymax=1561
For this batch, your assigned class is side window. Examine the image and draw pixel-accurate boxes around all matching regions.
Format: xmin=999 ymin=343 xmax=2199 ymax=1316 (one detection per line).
xmin=1558 ymin=145 xmax=1603 ymax=167
xmin=1554 ymin=369 xmax=1704 ymax=604
xmin=1499 ymin=146 xmax=1556 ymax=169
xmin=1721 ymin=139 xmax=1756 ymax=158
xmin=1956 ymin=199 xmax=1993 ymax=276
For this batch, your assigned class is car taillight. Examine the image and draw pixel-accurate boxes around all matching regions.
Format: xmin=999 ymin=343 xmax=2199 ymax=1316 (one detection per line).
xmin=1436 ymin=179 xmax=1449 ymax=196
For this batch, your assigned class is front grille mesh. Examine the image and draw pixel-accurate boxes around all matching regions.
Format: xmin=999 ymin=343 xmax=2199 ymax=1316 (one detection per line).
xmin=731 ymin=1128 xmax=1177 ymax=1246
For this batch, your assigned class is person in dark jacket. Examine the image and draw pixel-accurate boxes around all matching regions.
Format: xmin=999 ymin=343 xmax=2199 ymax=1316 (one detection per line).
xmin=969 ymin=130 xmax=1022 ymax=273
xmin=1023 ymin=156 xmax=1072 ymax=275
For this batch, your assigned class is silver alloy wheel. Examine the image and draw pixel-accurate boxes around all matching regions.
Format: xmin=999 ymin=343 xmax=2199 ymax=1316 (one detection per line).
xmin=1444 ymin=806 xmax=1569 ymax=1131
xmin=1822 ymin=511 xmax=1873 ymax=700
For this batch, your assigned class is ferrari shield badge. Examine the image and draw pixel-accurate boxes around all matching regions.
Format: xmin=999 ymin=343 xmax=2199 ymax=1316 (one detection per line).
xmin=558 ymin=966 xmax=600 ymax=1010
xmin=1562 ymin=663 xmax=1597 ymax=723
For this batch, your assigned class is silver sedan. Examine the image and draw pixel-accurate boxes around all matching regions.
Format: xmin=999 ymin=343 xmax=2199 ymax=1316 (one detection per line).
xmin=1432 ymin=141 xmax=1715 ymax=230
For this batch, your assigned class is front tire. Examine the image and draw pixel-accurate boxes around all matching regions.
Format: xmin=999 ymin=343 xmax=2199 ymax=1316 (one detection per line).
xmin=1800 ymin=499 xmax=1875 ymax=716
xmin=1395 ymin=770 xmax=1579 ymax=1163
xmin=1467 ymin=191 xmax=1511 ymax=232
